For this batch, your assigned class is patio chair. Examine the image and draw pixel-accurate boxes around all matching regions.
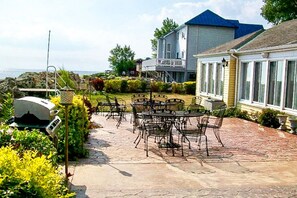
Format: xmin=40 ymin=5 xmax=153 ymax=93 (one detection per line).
xmin=153 ymin=94 xmax=168 ymax=102
xmin=114 ymin=97 xmax=126 ymax=128
xmin=95 ymin=98 xmax=112 ymax=115
xmin=131 ymin=103 xmax=149 ymax=133
xmin=131 ymin=94 xmax=148 ymax=103
xmin=106 ymin=95 xmax=126 ymax=128
xmin=165 ymin=98 xmax=185 ymax=111
xmin=131 ymin=105 xmax=146 ymax=148
xmin=144 ymin=119 xmax=173 ymax=157
xmin=188 ymin=96 xmax=204 ymax=112
xmin=130 ymin=98 xmax=149 ymax=124
xmin=179 ymin=115 xmax=210 ymax=156
xmin=207 ymin=104 xmax=226 ymax=147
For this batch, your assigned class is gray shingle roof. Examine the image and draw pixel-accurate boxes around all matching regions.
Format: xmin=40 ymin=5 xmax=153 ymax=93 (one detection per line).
xmin=239 ymin=19 xmax=297 ymax=51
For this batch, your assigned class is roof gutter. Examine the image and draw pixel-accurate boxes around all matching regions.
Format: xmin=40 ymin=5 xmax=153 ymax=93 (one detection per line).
xmin=228 ymin=49 xmax=239 ymax=106
xmin=237 ymin=43 xmax=297 ymax=55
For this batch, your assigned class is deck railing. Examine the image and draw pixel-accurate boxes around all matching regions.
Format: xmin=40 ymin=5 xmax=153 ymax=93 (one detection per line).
xmin=142 ymin=58 xmax=185 ymax=71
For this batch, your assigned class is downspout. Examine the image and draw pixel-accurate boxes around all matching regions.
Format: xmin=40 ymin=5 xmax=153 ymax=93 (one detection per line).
xmin=229 ymin=50 xmax=239 ymax=106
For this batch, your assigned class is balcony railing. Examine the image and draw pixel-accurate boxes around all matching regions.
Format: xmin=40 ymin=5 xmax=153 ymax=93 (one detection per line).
xmin=142 ymin=58 xmax=185 ymax=71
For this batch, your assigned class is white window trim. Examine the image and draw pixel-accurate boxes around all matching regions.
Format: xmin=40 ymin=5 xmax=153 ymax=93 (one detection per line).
xmin=238 ymin=58 xmax=297 ymax=114
xmin=199 ymin=61 xmax=224 ymax=100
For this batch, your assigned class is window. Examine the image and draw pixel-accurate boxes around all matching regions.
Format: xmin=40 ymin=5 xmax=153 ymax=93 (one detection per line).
xmin=181 ymin=51 xmax=185 ymax=59
xmin=268 ymin=61 xmax=283 ymax=106
xmin=253 ymin=62 xmax=266 ymax=103
xmin=285 ymin=60 xmax=297 ymax=110
xmin=166 ymin=43 xmax=171 ymax=58
xmin=201 ymin=64 xmax=207 ymax=92
xmin=215 ymin=63 xmax=224 ymax=96
xmin=200 ymin=63 xmax=223 ymax=97
xmin=208 ymin=64 xmax=215 ymax=94
xmin=240 ymin=62 xmax=252 ymax=100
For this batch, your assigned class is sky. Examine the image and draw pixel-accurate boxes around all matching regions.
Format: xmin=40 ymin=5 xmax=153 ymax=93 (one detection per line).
xmin=0 ymin=0 xmax=271 ymax=72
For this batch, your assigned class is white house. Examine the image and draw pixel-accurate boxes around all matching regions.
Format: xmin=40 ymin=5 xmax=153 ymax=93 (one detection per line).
xmin=195 ymin=18 xmax=297 ymax=117
xmin=142 ymin=9 xmax=263 ymax=82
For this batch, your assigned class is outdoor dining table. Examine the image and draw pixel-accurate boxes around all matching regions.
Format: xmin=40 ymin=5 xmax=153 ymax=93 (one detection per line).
xmin=141 ymin=110 xmax=204 ymax=155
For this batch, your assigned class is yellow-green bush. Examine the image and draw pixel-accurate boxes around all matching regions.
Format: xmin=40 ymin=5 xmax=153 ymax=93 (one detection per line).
xmin=127 ymin=79 xmax=141 ymax=92
xmin=51 ymin=95 xmax=90 ymax=160
xmin=150 ymin=81 xmax=163 ymax=92
xmin=183 ymin=81 xmax=196 ymax=95
xmin=172 ymin=82 xmax=185 ymax=94
xmin=104 ymin=79 xmax=122 ymax=93
xmin=0 ymin=146 xmax=75 ymax=197
xmin=0 ymin=124 xmax=58 ymax=165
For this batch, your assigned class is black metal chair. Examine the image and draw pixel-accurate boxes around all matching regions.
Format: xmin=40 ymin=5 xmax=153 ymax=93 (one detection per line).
xmin=179 ymin=115 xmax=210 ymax=156
xmin=188 ymin=96 xmax=204 ymax=112
xmin=165 ymin=98 xmax=185 ymax=111
xmin=207 ymin=104 xmax=226 ymax=147
xmin=106 ymin=95 xmax=126 ymax=128
xmin=144 ymin=118 xmax=173 ymax=157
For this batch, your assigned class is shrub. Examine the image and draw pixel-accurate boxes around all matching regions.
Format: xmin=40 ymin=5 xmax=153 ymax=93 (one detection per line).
xmin=12 ymin=129 xmax=58 ymax=164
xmin=51 ymin=95 xmax=90 ymax=160
xmin=120 ymin=80 xmax=128 ymax=92
xmin=221 ymin=107 xmax=251 ymax=120
xmin=160 ymin=83 xmax=171 ymax=93
xmin=183 ymin=81 xmax=196 ymax=95
xmin=91 ymin=78 xmax=104 ymax=91
xmin=127 ymin=79 xmax=141 ymax=92
xmin=0 ymin=124 xmax=12 ymax=147
xmin=172 ymin=82 xmax=185 ymax=94
xmin=258 ymin=108 xmax=281 ymax=128
xmin=0 ymin=124 xmax=58 ymax=164
xmin=0 ymin=147 xmax=75 ymax=197
xmin=140 ymin=80 xmax=148 ymax=92
xmin=82 ymin=96 xmax=93 ymax=122
xmin=0 ymin=93 xmax=14 ymax=122
xmin=104 ymin=79 xmax=121 ymax=93
xmin=150 ymin=81 xmax=163 ymax=92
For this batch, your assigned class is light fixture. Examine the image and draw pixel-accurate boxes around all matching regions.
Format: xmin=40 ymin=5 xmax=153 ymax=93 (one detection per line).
xmin=261 ymin=52 xmax=269 ymax=58
xmin=222 ymin=58 xmax=228 ymax=68
xmin=60 ymin=86 xmax=74 ymax=186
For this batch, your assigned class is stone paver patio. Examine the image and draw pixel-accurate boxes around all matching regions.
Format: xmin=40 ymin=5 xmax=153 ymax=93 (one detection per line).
xmin=69 ymin=113 xmax=297 ymax=197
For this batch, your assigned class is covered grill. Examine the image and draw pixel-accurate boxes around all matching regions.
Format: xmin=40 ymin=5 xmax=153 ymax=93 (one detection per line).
xmin=10 ymin=96 xmax=61 ymax=137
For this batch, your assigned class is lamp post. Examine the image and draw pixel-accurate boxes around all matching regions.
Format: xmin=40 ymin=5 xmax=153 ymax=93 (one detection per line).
xmin=60 ymin=86 xmax=74 ymax=186
xmin=149 ymin=79 xmax=153 ymax=110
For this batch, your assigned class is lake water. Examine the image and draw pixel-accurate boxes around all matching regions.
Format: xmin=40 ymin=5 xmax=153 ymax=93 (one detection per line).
xmin=0 ymin=68 xmax=100 ymax=80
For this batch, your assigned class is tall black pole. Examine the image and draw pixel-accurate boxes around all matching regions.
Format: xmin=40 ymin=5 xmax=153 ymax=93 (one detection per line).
xmin=64 ymin=105 xmax=69 ymax=186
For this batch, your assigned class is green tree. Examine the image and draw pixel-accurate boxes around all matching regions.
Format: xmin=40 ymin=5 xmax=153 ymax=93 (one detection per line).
xmin=151 ymin=18 xmax=179 ymax=57
xmin=108 ymin=44 xmax=135 ymax=76
xmin=261 ymin=0 xmax=297 ymax=25
xmin=58 ymin=67 xmax=76 ymax=89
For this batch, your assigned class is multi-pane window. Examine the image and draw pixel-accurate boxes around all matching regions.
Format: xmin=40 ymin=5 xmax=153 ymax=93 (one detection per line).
xmin=268 ymin=61 xmax=283 ymax=106
xmin=166 ymin=43 xmax=171 ymax=58
xmin=285 ymin=60 xmax=297 ymax=110
xmin=240 ymin=62 xmax=252 ymax=100
xmin=215 ymin=63 xmax=224 ymax=96
xmin=200 ymin=63 xmax=223 ymax=97
xmin=201 ymin=64 xmax=207 ymax=92
xmin=208 ymin=64 xmax=215 ymax=94
xmin=253 ymin=62 xmax=266 ymax=103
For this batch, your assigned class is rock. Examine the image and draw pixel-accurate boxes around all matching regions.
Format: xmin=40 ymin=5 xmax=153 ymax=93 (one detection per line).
xmin=0 ymin=71 xmax=82 ymax=101
xmin=0 ymin=77 xmax=24 ymax=102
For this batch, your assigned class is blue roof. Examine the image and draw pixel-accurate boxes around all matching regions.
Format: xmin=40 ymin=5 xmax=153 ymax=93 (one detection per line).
xmin=185 ymin=9 xmax=236 ymax=28
xmin=227 ymin=20 xmax=264 ymax=38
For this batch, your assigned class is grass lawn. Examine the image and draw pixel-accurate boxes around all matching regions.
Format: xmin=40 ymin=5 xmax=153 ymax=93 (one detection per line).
xmin=88 ymin=92 xmax=195 ymax=112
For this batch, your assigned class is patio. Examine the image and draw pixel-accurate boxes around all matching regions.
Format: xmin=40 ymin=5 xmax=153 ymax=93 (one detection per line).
xmin=69 ymin=113 xmax=297 ymax=197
